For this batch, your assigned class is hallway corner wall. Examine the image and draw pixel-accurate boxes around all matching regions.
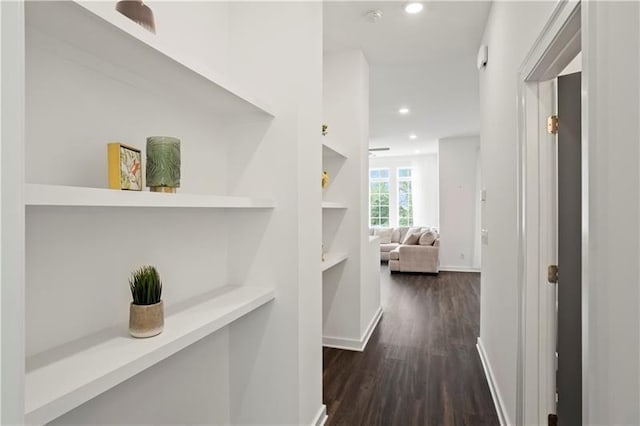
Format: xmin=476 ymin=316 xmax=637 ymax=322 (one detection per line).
xmin=478 ymin=2 xmax=556 ymax=423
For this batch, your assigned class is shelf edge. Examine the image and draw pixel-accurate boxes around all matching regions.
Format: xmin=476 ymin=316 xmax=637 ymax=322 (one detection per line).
xmin=25 ymin=184 xmax=277 ymax=209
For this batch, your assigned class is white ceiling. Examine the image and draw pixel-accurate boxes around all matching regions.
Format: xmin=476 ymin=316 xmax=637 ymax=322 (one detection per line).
xmin=324 ymin=1 xmax=491 ymax=157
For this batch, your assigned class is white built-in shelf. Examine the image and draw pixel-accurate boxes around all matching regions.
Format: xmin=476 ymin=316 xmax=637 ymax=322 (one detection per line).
xmin=322 ymin=140 xmax=348 ymax=159
xmin=25 ymin=1 xmax=276 ymax=118
xmin=25 ymin=184 xmax=276 ymax=209
xmin=322 ymin=201 xmax=348 ymax=209
xmin=25 ymin=285 xmax=275 ymax=425
xmin=322 ymin=253 xmax=348 ymax=272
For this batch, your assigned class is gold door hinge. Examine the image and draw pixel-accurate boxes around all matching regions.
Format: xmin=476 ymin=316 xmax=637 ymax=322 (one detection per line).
xmin=548 ymin=264 xmax=558 ymax=284
xmin=547 ymin=115 xmax=559 ymax=134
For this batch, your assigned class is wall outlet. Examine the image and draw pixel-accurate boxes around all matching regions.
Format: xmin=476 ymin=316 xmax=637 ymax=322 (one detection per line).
xmin=481 ymin=229 xmax=489 ymax=245
xmin=460 ymin=253 xmax=465 ymax=260
xmin=481 ymin=189 xmax=487 ymax=202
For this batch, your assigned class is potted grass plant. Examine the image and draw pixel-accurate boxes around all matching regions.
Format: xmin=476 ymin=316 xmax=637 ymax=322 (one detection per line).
xmin=129 ymin=266 xmax=164 ymax=338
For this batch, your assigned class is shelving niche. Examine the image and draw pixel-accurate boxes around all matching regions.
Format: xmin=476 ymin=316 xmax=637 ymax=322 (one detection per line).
xmin=322 ymin=140 xmax=348 ymax=159
xmin=23 ymin=1 xmax=278 ymax=423
xmin=321 ymin=253 xmax=348 ymax=272
xmin=26 ymin=286 xmax=275 ymax=425
xmin=321 ymin=136 xmax=349 ymax=273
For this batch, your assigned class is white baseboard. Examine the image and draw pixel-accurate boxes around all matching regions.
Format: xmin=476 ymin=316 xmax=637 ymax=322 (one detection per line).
xmin=439 ymin=265 xmax=481 ymax=273
xmin=323 ymin=306 xmax=383 ymax=352
xmin=311 ymin=405 xmax=327 ymax=426
xmin=476 ymin=337 xmax=509 ymax=426
xmin=360 ymin=305 xmax=383 ymax=349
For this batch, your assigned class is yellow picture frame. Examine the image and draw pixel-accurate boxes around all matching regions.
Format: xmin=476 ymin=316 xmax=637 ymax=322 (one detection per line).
xmin=107 ymin=142 xmax=143 ymax=191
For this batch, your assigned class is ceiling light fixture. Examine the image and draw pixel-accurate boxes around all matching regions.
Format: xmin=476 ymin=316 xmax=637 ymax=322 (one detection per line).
xmin=404 ymin=3 xmax=424 ymax=14
xmin=398 ymin=107 xmax=410 ymax=114
xmin=409 ymin=134 xmax=417 ymax=140
xmin=364 ymin=10 xmax=383 ymax=23
xmin=415 ymin=150 xmax=421 ymax=154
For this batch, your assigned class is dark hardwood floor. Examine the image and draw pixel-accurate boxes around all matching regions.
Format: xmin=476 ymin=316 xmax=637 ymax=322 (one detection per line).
xmin=323 ymin=267 xmax=499 ymax=426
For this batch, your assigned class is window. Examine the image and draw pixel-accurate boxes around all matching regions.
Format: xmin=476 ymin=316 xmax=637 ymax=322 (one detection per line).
xmin=398 ymin=168 xmax=413 ymax=226
xmin=369 ymin=168 xmax=390 ymax=227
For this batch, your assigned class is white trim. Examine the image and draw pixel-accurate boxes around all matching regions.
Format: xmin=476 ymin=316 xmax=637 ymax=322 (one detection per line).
xmin=477 ymin=338 xmax=509 ymax=426
xmin=310 ymin=405 xmax=327 ymax=426
xmin=360 ymin=306 xmax=383 ymax=350
xmin=323 ymin=306 xmax=382 ymax=352
xmin=439 ymin=266 xmax=481 ymax=273
xmin=516 ymin=1 xmax=582 ymax=424
xmin=520 ymin=0 xmax=581 ymax=81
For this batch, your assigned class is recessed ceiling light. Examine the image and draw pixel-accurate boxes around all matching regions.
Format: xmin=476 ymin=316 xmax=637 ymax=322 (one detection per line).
xmin=404 ymin=3 xmax=423 ymax=14
xmin=398 ymin=107 xmax=410 ymax=114
xmin=415 ymin=150 xmax=421 ymax=154
xmin=409 ymin=134 xmax=417 ymax=139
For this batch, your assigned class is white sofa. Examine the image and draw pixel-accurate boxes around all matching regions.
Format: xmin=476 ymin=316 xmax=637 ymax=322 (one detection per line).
xmin=370 ymin=226 xmax=440 ymax=273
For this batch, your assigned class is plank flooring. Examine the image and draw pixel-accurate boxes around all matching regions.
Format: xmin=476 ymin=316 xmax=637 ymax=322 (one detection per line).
xmin=323 ymin=267 xmax=499 ymax=426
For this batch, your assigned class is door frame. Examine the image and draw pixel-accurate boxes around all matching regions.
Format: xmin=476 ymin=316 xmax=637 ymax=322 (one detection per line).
xmin=515 ymin=1 xmax=582 ymax=424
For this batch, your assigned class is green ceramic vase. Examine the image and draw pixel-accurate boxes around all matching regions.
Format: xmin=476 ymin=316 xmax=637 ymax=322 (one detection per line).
xmin=146 ymin=136 xmax=181 ymax=193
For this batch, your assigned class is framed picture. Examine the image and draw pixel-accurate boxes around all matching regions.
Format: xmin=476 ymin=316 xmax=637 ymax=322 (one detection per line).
xmin=108 ymin=142 xmax=142 ymax=190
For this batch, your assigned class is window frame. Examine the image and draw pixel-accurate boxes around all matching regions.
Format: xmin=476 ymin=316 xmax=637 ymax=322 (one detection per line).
xmin=397 ymin=167 xmax=414 ymax=227
xmin=369 ymin=168 xmax=390 ymax=227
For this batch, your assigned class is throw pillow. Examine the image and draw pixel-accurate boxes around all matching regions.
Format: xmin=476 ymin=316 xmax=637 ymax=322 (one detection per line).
xmin=406 ymin=226 xmax=422 ymax=237
xmin=374 ymin=227 xmax=393 ymax=244
xmin=419 ymin=229 xmax=437 ymax=246
xmin=402 ymin=232 xmax=421 ymax=245
xmin=391 ymin=228 xmax=401 ymax=243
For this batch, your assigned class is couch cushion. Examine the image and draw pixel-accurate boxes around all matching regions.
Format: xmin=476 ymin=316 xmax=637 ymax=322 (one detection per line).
xmin=402 ymin=232 xmax=421 ymax=245
xmin=419 ymin=229 xmax=438 ymax=246
xmin=389 ymin=248 xmax=400 ymax=260
xmin=391 ymin=228 xmax=401 ymax=243
xmin=380 ymin=243 xmax=399 ymax=252
xmin=397 ymin=227 xmax=410 ymax=243
xmin=374 ymin=227 xmax=393 ymax=244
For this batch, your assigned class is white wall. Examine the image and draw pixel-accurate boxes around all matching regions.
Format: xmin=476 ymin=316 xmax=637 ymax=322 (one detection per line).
xmin=478 ymin=2 xmax=556 ymax=424
xmin=1 ymin=2 xmax=26 ymax=423
xmin=226 ymin=3 xmax=323 ymax=424
xmin=473 ymin=150 xmax=482 ymax=269
xmin=369 ymin=154 xmax=438 ymax=228
xmin=582 ymin=2 xmax=640 ymax=423
xmin=438 ymin=136 xmax=480 ymax=271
